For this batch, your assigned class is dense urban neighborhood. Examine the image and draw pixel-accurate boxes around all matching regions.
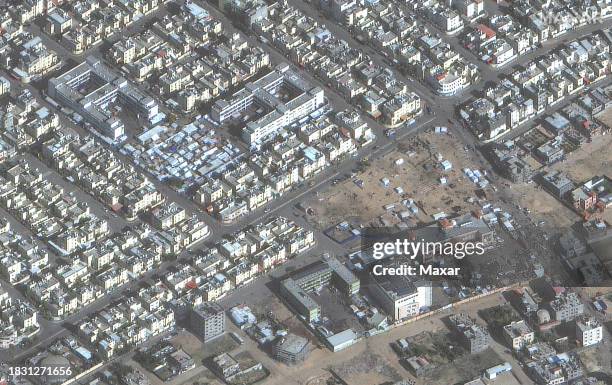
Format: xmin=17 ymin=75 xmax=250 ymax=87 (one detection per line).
xmin=0 ymin=0 xmax=610 ymax=385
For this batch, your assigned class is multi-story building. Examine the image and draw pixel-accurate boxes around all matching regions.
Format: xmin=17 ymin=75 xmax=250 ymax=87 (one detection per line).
xmin=190 ymin=302 xmax=226 ymax=342
xmin=410 ymin=213 xmax=495 ymax=264
xmin=280 ymin=277 xmax=320 ymax=323
xmin=0 ymin=77 xmax=11 ymax=96
xmin=548 ymin=291 xmax=584 ymax=322
xmin=575 ymin=317 xmax=603 ymax=347
xmin=449 ymin=313 xmax=490 ymax=353
xmin=528 ymin=353 xmax=583 ymax=385
xmin=503 ymin=320 xmax=535 ymax=351
xmin=368 ymin=261 xmax=432 ymax=322
xmin=453 ymin=0 xmax=484 ymax=19
xmin=45 ymin=9 xmax=72 ymax=35
xmin=540 ymin=170 xmax=574 ymax=198
xmin=211 ymin=64 xmax=326 ymax=145
xmin=429 ymin=8 xmax=463 ymax=33
xmin=48 ymin=56 xmax=159 ymax=140
xmin=280 ymin=256 xmax=360 ymax=322
xmin=15 ymin=37 xmax=60 ymax=80
xmin=571 ymin=176 xmax=611 ymax=212
xmin=273 ymin=333 xmax=310 ymax=364
xmin=150 ymin=202 xmax=187 ymax=230
xmin=381 ymin=93 xmax=421 ymax=126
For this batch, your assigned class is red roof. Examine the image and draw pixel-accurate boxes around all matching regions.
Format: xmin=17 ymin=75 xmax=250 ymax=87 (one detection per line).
xmin=111 ymin=203 xmax=123 ymax=212
xmin=477 ymin=24 xmax=496 ymax=39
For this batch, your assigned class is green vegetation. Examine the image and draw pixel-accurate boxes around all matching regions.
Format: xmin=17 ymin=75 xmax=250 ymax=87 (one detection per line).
xmin=479 ymin=305 xmax=521 ymax=332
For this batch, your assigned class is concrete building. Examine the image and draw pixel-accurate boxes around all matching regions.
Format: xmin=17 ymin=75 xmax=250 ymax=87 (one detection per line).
xmin=211 ymin=353 xmax=240 ymax=379
xmin=369 ymin=261 xmax=432 ymax=322
xmin=430 ymin=8 xmax=463 ymax=33
xmin=151 ymin=202 xmax=187 ymax=230
xmin=325 ymin=256 xmax=361 ymax=295
xmin=211 ymin=64 xmax=325 ymax=145
xmin=273 ymin=333 xmax=310 ymax=364
xmin=536 ymin=141 xmax=564 ymax=164
xmin=190 ymin=302 xmax=225 ymax=342
xmin=503 ymin=320 xmax=535 ymax=351
xmin=45 ymin=9 xmax=72 ymax=35
xmin=280 ymin=256 xmax=360 ymax=322
xmin=548 ymin=291 xmax=584 ymax=322
xmin=381 ymin=93 xmax=421 ymax=126
xmin=432 ymin=71 xmax=466 ymax=96
xmin=540 ymin=170 xmax=574 ymax=198
xmin=571 ymin=176 xmax=611 ymax=212
xmin=575 ymin=317 xmax=603 ymax=347
xmin=16 ymin=37 xmax=60 ymax=80
xmin=528 ymin=352 xmax=583 ymax=385
xmin=0 ymin=77 xmax=9 ymax=96
xmin=280 ymin=278 xmax=321 ymax=322
xmin=409 ymin=213 xmax=495 ymax=264
xmin=449 ymin=313 xmax=490 ymax=353
xmin=452 ymin=0 xmax=484 ymax=19
xmin=48 ymin=56 xmax=159 ymax=140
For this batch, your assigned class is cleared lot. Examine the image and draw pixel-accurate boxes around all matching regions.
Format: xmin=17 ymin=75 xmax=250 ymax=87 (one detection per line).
xmin=308 ymin=130 xmax=493 ymax=229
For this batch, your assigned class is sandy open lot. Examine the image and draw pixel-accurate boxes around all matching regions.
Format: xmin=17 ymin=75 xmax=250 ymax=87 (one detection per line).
xmin=548 ymin=132 xmax=612 ymax=184
xmin=309 ymin=131 xmax=492 ymax=229
xmin=499 ymin=131 xmax=612 ymax=233
xmin=596 ymin=107 xmax=612 ymax=130
xmin=502 ymin=183 xmax=577 ymax=230
xmin=126 ymin=357 xmax=222 ymax=385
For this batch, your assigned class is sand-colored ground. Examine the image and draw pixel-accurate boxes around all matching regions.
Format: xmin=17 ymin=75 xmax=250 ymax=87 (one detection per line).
xmin=504 ymin=183 xmax=577 ymax=230
xmin=578 ymin=345 xmax=612 ymax=375
xmin=254 ymin=292 xmax=509 ymax=385
xmin=171 ymin=330 xmax=240 ymax=364
xmin=596 ymin=107 xmax=612 ymax=131
xmin=548 ymin=133 xmax=612 ymax=184
xmin=310 ymin=131 xmax=491 ymax=229
xmin=126 ymin=357 xmax=222 ymax=385
xmin=500 ymin=132 xmax=612 ymax=232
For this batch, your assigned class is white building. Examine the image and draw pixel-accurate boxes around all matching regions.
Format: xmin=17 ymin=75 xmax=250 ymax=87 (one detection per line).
xmin=431 ymin=8 xmax=463 ymax=34
xmin=48 ymin=56 xmax=159 ymax=140
xmin=432 ymin=72 xmax=466 ymax=96
xmin=369 ymin=264 xmax=432 ymax=322
xmin=452 ymin=0 xmax=484 ymax=19
xmin=576 ymin=317 xmax=603 ymax=347
xmin=503 ymin=320 xmax=535 ymax=350
xmin=0 ymin=77 xmax=10 ymax=96
xmin=210 ymin=63 xmax=326 ymax=145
